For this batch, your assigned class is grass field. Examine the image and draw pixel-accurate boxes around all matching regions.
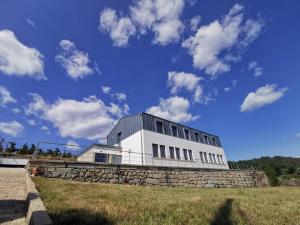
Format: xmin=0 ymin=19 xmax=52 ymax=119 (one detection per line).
xmin=34 ymin=177 xmax=300 ymax=225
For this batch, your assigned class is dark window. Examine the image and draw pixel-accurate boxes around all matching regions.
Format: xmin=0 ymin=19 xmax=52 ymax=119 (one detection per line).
xmin=160 ymin=145 xmax=166 ymax=158
xmin=216 ymin=155 xmax=220 ymax=164
xmin=199 ymin=152 xmax=204 ymax=163
xmin=184 ymin=129 xmax=190 ymax=140
xmin=95 ymin=153 xmax=108 ymax=163
xmin=220 ymin=155 xmax=224 ymax=164
xmin=169 ymin=147 xmax=175 ymax=159
xmin=212 ymin=137 xmax=216 ymax=146
xmin=204 ymin=135 xmax=208 ymax=144
xmin=212 ymin=154 xmax=216 ymax=164
xmin=117 ymin=132 xmax=122 ymax=143
xmin=152 ymin=144 xmax=159 ymax=157
xmin=209 ymin=153 xmax=213 ymax=163
xmin=204 ymin=152 xmax=208 ymax=163
xmin=188 ymin=150 xmax=193 ymax=161
xmin=183 ymin=149 xmax=188 ymax=160
xmin=171 ymin=125 xmax=178 ymax=137
xmin=194 ymin=132 xmax=199 ymax=142
xmin=175 ymin=148 xmax=180 ymax=160
xmin=156 ymin=121 xmax=163 ymax=133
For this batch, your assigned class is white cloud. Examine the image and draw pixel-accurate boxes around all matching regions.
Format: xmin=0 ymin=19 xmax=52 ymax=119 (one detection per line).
xmin=0 ymin=120 xmax=24 ymax=137
xmin=27 ymin=119 xmax=36 ymax=126
xmin=66 ymin=140 xmax=81 ymax=151
xmin=99 ymin=8 xmax=136 ymax=47
xmin=94 ymin=61 xmax=101 ymax=75
xmin=0 ymin=30 xmax=45 ymax=80
xmin=241 ymin=84 xmax=288 ymax=112
xmin=26 ymin=18 xmax=36 ymax=27
xmin=248 ymin=61 xmax=263 ymax=77
xmin=190 ymin=15 xmax=201 ymax=31
xmin=146 ymin=96 xmax=198 ymax=123
xmin=182 ymin=4 xmax=264 ymax=77
xmin=0 ymin=86 xmax=17 ymax=106
xmin=167 ymin=71 xmax=203 ymax=103
xmin=224 ymin=79 xmax=237 ymax=92
xmin=99 ymin=0 xmax=185 ymax=47
xmin=25 ymin=93 xmax=48 ymax=116
xmin=102 ymin=86 xmax=127 ymax=102
xmin=101 ymin=86 xmax=111 ymax=94
xmin=26 ymin=94 xmax=129 ymax=142
xmin=55 ymin=40 xmax=93 ymax=80
xmin=12 ymin=108 xmax=21 ymax=114
xmin=295 ymin=133 xmax=300 ymax=139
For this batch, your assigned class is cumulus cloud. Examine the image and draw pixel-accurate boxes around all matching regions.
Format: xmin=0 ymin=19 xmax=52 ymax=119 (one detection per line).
xmin=27 ymin=119 xmax=36 ymax=126
xmin=0 ymin=86 xmax=17 ymax=106
xmin=25 ymin=93 xmax=48 ymax=116
xmin=190 ymin=15 xmax=201 ymax=31
xmin=0 ymin=120 xmax=24 ymax=137
xmin=99 ymin=0 xmax=185 ymax=47
xmin=146 ymin=96 xmax=198 ymax=123
xmin=248 ymin=61 xmax=263 ymax=77
xmin=55 ymin=40 xmax=93 ymax=80
xmin=99 ymin=8 xmax=136 ymax=47
xmin=101 ymin=86 xmax=127 ymax=102
xmin=224 ymin=80 xmax=237 ymax=92
xmin=12 ymin=108 xmax=21 ymax=114
xmin=25 ymin=94 xmax=129 ymax=142
xmin=182 ymin=4 xmax=264 ymax=77
xmin=167 ymin=71 xmax=203 ymax=103
xmin=66 ymin=140 xmax=81 ymax=151
xmin=241 ymin=84 xmax=288 ymax=112
xmin=0 ymin=30 xmax=45 ymax=80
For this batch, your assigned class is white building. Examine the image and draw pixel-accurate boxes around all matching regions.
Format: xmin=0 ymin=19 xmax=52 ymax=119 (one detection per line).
xmin=77 ymin=113 xmax=229 ymax=169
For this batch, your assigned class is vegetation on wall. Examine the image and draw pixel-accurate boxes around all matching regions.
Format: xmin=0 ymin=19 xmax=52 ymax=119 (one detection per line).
xmin=233 ymin=156 xmax=300 ymax=186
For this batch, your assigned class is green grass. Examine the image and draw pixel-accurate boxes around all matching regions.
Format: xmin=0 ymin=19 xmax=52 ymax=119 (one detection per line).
xmin=34 ymin=177 xmax=300 ymax=225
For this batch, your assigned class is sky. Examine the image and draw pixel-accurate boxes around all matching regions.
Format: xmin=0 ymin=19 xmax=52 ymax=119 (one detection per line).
xmin=0 ymin=0 xmax=299 ymax=160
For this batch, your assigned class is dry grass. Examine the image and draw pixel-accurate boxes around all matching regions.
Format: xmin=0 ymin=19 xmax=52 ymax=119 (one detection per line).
xmin=34 ymin=177 xmax=300 ymax=225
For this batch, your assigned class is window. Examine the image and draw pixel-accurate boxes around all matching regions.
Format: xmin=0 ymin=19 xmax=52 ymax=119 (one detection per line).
xmin=212 ymin=154 xmax=216 ymax=164
xmin=184 ymin=129 xmax=190 ymax=140
xmin=160 ymin=145 xmax=166 ymax=158
xmin=194 ymin=132 xmax=199 ymax=142
xmin=117 ymin=132 xmax=122 ymax=144
xmin=220 ymin=155 xmax=224 ymax=164
xmin=209 ymin=153 xmax=213 ymax=163
xmin=175 ymin=148 xmax=180 ymax=160
xmin=156 ymin=121 xmax=164 ymax=133
xmin=183 ymin=149 xmax=188 ymax=160
xmin=95 ymin=153 xmax=108 ymax=163
xmin=152 ymin=144 xmax=159 ymax=157
xmin=169 ymin=147 xmax=175 ymax=159
xmin=212 ymin=137 xmax=216 ymax=146
xmin=171 ymin=125 xmax=178 ymax=137
xmin=203 ymin=135 xmax=208 ymax=144
xmin=204 ymin=152 xmax=208 ymax=163
xmin=216 ymin=155 xmax=220 ymax=164
xmin=199 ymin=152 xmax=204 ymax=163
xmin=188 ymin=150 xmax=193 ymax=161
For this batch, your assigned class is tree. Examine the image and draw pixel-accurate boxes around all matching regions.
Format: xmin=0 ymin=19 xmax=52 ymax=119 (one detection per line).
xmin=19 ymin=143 xmax=29 ymax=155
xmin=0 ymin=138 xmax=4 ymax=152
xmin=53 ymin=148 xmax=61 ymax=157
xmin=46 ymin=149 xmax=53 ymax=156
xmin=27 ymin=144 xmax=36 ymax=154
xmin=6 ymin=142 xmax=17 ymax=153
xmin=287 ymin=167 xmax=296 ymax=174
xmin=263 ymin=165 xmax=279 ymax=186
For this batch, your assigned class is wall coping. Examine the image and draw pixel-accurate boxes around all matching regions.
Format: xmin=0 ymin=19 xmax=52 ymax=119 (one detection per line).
xmin=28 ymin=159 xmax=262 ymax=172
xmin=25 ymin=172 xmax=52 ymax=225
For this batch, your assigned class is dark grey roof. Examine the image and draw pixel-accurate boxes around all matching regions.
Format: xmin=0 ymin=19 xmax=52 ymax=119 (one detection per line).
xmin=106 ymin=112 xmax=222 ymax=147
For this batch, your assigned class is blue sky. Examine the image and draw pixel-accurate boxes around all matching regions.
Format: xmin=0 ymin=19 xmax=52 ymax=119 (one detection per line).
xmin=0 ymin=0 xmax=299 ymax=160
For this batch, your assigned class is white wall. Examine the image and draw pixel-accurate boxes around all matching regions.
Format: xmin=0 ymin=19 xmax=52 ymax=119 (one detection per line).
xmin=77 ymin=146 xmax=121 ymax=162
xmin=142 ymin=129 xmax=229 ymax=169
xmin=117 ymin=130 xmax=144 ymax=165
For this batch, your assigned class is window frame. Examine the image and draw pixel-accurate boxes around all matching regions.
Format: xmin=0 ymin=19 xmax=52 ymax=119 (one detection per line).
xmin=171 ymin=125 xmax=178 ymax=137
xmin=175 ymin=147 xmax=180 ymax=160
xmin=155 ymin=120 xmax=164 ymax=134
xmin=160 ymin=145 xmax=166 ymax=158
xmin=152 ymin=144 xmax=159 ymax=157
xmin=184 ymin=129 xmax=190 ymax=140
xmin=183 ymin=149 xmax=188 ymax=160
xmin=188 ymin=150 xmax=193 ymax=161
xmin=169 ymin=147 xmax=175 ymax=159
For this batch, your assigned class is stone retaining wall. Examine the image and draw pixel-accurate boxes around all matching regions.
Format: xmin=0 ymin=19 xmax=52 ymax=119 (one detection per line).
xmin=28 ymin=160 xmax=269 ymax=188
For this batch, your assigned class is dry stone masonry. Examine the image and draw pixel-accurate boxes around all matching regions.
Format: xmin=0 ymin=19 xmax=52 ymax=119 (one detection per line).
xmin=29 ymin=160 xmax=269 ymax=188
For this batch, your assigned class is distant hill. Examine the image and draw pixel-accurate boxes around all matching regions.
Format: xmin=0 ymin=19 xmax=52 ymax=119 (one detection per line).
xmin=231 ymin=156 xmax=300 ymax=186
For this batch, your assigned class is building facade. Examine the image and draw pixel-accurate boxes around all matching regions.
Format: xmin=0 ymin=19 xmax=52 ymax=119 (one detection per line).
xmin=77 ymin=113 xmax=229 ymax=169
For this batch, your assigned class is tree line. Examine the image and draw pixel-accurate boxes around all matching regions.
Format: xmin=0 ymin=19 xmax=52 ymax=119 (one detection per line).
xmin=0 ymin=141 xmax=73 ymax=158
